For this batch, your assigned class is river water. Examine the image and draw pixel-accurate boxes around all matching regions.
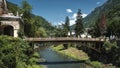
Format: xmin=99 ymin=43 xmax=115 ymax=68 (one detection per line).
xmin=39 ymin=47 xmax=86 ymax=68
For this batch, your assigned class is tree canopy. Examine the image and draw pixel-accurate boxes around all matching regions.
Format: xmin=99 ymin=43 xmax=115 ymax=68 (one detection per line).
xmin=74 ymin=9 xmax=83 ymax=37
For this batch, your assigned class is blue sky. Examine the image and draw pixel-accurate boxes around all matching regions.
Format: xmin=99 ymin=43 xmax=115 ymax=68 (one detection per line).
xmin=8 ymin=0 xmax=107 ymax=25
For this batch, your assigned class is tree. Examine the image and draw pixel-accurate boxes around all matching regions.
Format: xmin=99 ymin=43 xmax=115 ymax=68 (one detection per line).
xmin=92 ymin=18 xmax=101 ymax=37
xmin=63 ymin=16 xmax=70 ymax=37
xmin=90 ymin=13 xmax=107 ymax=37
xmin=35 ymin=27 xmax=47 ymax=37
xmin=107 ymin=19 xmax=120 ymax=37
xmin=65 ymin=16 xmax=70 ymax=36
xmin=7 ymin=0 xmax=56 ymax=38
xmin=74 ymin=9 xmax=83 ymax=37
xmin=21 ymin=0 xmax=34 ymax=37
xmin=99 ymin=13 xmax=106 ymax=36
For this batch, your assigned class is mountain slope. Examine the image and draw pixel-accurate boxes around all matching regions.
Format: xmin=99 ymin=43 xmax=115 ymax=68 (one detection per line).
xmin=84 ymin=0 xmax=120 ymax=27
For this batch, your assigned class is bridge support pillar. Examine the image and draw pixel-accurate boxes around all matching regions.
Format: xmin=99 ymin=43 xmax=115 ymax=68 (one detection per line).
xmin=33 ymin=43 xmax=40 ymax=49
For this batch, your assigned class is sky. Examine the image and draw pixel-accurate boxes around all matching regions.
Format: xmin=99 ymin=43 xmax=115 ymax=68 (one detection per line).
xmin=8 ymin=0 xmax=107 ymax=25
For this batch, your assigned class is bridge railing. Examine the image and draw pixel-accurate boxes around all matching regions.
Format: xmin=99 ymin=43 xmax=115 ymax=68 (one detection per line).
xmin=24 ymin=37 xmax=105 ymax=42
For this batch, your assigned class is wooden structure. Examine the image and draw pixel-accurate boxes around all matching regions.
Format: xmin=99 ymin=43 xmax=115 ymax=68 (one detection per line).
xmin=24 ymin=37 xmax=105 ymax=43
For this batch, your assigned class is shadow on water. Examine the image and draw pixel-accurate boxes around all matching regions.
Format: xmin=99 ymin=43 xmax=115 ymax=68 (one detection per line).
xmin=37 ymin=61 xmax=85 ymax=65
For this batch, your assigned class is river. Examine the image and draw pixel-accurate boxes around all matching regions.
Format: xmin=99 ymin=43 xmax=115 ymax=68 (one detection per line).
xmin=39 ymin=47 xmax=86 ymax=68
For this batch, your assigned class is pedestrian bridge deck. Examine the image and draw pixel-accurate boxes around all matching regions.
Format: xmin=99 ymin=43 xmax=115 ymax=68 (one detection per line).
xmin=24 ymin=37 xmax=105 ymax=43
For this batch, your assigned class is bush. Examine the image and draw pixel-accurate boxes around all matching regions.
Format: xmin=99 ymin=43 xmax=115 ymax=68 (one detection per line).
xmin=0 ymin=35 xmax=40 ymax=68
xmin=89 ymin=61 xmax=103 ymax=68
xmin=103 ymin=41 xmax=118 ymax=51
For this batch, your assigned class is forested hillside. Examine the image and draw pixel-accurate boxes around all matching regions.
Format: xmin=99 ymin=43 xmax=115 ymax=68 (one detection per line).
xmin=7 ymin=1 xmax=55 ymax=37
xmin=84 ymin=0 xmax=120 ymax=28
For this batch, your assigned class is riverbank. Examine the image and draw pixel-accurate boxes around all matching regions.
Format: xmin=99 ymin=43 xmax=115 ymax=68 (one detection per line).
xmin=39 ymin=47 xmax=87 ymax=68
xmin=51 ymin=44 xmax=89 ymax=61
xmin=51 ymin=44 xmax=116 ymax=68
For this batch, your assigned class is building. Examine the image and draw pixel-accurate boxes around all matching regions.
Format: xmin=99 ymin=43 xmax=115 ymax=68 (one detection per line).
xmin=0 ymin=0 xmax=23 ymax=37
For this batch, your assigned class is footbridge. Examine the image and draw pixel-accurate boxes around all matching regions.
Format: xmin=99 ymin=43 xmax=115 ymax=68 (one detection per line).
xmin=24 ymin=37 xmax=105 ymax=43
xmin=24 ymin=37 xmax=106 ymax=53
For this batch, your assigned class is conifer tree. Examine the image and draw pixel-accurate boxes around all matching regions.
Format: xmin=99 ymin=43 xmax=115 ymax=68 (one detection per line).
xmin=74 ymin=9 xmax=83 ymax=37
xmin=64 ymin=16 xmax=70 ymax=37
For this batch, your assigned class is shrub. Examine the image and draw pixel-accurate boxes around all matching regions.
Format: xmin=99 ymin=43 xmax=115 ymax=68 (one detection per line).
xmin=89 ymin=61 xmax=103 ymax=68
xmin=0 ymin=35 xmax=40 ymax=68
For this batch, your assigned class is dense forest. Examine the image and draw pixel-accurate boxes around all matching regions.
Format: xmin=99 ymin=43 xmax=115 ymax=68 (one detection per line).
xmin=84 ymin=0 xmax=120 ymax=27
xmin=81 ymin=0 xmax=120 ymax=67
xmin=84 ymin=0 xmax=120 ymax=37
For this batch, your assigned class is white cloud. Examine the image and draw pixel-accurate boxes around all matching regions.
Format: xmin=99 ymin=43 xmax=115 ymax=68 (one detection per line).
xmin=70 ymin=19 xmax=76 ymax=26
xmin=66 ymin=9 xmax=73 ymax=13
xmin=71 ymin=13 xmax=88 ymax=18
xmin=82 ymin=13 xmax=88 ymax=18
xmin=72 ymin=13 xmax=77 ymax=19
xmin=58 ymin=21 xmax=64 ymax=25
xmin=96 ymin=2 xmax=101 ymax=4
xmin=57 ymin=13 xmax=88 ymax=26
xmin=69 ymin=13 xmax=77 ymax=25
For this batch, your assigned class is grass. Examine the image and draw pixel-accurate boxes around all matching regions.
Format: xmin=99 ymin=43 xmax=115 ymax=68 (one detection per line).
xmin=27 ymin=64 xmax=45 ymax=68
xmin=32 ymin=52 xmax=40 ymax=58
xmin=51 ymin=44 xmax=64 ymax=50
xmin=51 ymin=45 xmax=89 ymax=61
xmin=52 ymin=45 xmax=116 ymax=68
xmin=59 ymin=47 xmax=89 ymax=60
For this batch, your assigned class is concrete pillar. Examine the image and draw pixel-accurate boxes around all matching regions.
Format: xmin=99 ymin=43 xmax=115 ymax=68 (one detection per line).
xmin=14 ymin=29 xmax=18 ymax=37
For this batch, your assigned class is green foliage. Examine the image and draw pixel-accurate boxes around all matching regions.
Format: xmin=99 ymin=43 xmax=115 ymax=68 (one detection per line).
xmin=32 ymin=52 xmax=40 ymax=58
xmin=16 ymin=62 xmax=27 ymax=68
xmin=84 ymin=0 xmax=120 ymax=37
xmin=0 ymin=36 xmax=40 ymax=68
xmin=82 ymin=1 xmax=120 ymax=66
xmin=52 ymin=44 xmax=64 ymax=51
xmin=102 ymin=41 xmax=120 ymax=67
xmin=7 ymin=1 xmax=55 ymax=37
xmin=27 ymin=64 xmax=41 ymax=68
xmin=54 ymin=27 xmax=64 ymax=37
xmin=103 ymin=41 xmax=118 ymax=51
xmin=21 ymin=1 xmax=34 ymax=37
xmin=54 ymin=16 xmax=70 ymax=37
xmin=35 ymin=27 xmax=47 ymax=37
xmin=89 ymin=61 xmax=103 ymax=68
xmin=7 ymin=1 xmax=20 ymax=15
xmin=18 ymin=29 xmax=24 ymax=38
xmin=107 ymin=18 xmax=120 ymax=37
xmin=90 ymin=18 xmax=101 ymax=37
xmin=74 ymin=9 xmax=84 ymax=37
xmin=63 ymin=16 xmax=70 ymax=37
xmin=22 ymin=1 xmax=32 ymax=13
xmin=52 ymin=46 xmax=89 ymax=61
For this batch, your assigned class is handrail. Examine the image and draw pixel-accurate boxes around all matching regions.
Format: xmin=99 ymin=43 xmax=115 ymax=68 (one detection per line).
xmin=24 ymin=37 xmax=105 ymax=42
